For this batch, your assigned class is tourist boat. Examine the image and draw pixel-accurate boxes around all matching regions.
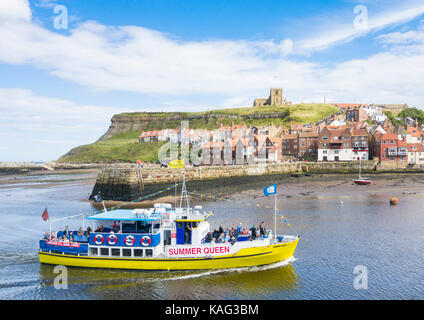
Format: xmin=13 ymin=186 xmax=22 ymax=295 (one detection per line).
xmin=353 ymin=158 xmax=371 ymax=185
xmin=38 ymin=177 xmax=299 ymax=271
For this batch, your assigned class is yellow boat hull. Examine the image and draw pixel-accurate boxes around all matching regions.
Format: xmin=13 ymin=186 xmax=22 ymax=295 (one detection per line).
xmin=39 ymin=238 xmax=299 ymax=271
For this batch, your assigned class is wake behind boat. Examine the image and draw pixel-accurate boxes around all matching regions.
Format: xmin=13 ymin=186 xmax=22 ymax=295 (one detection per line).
xmin=38 ymin=171 xmax=299 ymax=271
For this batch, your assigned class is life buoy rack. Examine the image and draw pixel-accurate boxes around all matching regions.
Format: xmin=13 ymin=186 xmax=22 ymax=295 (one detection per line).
xmin=107 ymin=234 xmax=118 ymax=245
xmin=125 ymin=235 xmax=135 ymax=246
xmin=141 ymin=236 xmax=151 ymax=247
xmin=94 ymin=234 xmax=104 ymax=245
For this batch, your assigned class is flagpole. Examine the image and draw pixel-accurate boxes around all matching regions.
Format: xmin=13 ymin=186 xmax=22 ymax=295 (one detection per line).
xmin=274 ymin=181 xmax=277 ymax=243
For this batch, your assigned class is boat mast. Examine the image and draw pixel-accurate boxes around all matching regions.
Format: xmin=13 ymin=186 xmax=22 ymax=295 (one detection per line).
xmin=179 ymin=169 xmax=190 ymax=210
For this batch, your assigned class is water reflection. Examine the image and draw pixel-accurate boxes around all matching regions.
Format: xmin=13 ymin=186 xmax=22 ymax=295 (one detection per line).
xmin=38 ymin=259 xmax=300 ymax=299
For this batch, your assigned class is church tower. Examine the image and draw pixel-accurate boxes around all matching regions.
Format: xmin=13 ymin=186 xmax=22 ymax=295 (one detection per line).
xmin=269 ymin=88 xmax=283 ymax=106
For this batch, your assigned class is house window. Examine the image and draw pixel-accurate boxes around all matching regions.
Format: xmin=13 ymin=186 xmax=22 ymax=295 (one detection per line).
xmin=383 ymin=140 xmax=387 ymax=144
xmin=344 ymin=143 xmax=348 ymax=147
xmin=323 ymin=143 xmax=328 ymax=147
xmin=344 ymin=136 xmax=349 ymax=140
xmin=390 ymin=140 xmax=394 ymax=144
xmin=322 ymin=136 xmax=328 ymax=140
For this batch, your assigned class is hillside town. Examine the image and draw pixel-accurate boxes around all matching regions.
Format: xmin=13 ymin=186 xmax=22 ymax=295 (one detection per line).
xmin=138 ymin=94 xmax=423 ymax=170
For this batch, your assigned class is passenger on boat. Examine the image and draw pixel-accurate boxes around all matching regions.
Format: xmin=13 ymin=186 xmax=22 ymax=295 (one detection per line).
xmin=236 ymin=223 xmax=243 ymax=235
xmin=86 ymin=227 xmax=92 ymax=237
xmin=43 ymin=232 xmax=50 ymax=240
xmin=77 ymin=227 xmax=84 ymax=236
xmin=249 ymin=225 xmax=257 ymax=240
xmin=259 ymin=221 xmax=266 ymax=238
xmin=95 ymin=225 xmax=104 ymax=232
xmin=241 ymin=228 xmax=247 ymax=235
xmin=184 ymin=223 xmax=192 ymax=244
xmin=64 ymin=225 xmax=70 ymax=236
xmin=112 ymin=221 xmax=120 ymax=233
xmin=218 ymin=225 xmax=224 ymax=234
xmin=205 ymin=232 xmax=213 ymax=243
xmin=50 ymin=232 xmax=56 ymax=240
xmin=56 ymin=228 xmax=64 ymax=239
xmin=217 ymin=233 xmax=225 ymax=243
xmin=212 ymin=228 xmax=220 ymax=240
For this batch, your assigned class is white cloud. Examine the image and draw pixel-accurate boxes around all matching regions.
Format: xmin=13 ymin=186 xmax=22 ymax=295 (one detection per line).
xmin=295 ymin=4 xmax=424 ymax=53
xmin=0 ymin=0 xmax=423 ymax=112
xmin=0 ymin=88 xmax=118 ymax=161
xmin=0 ymin=0 xmax=31 ymax=21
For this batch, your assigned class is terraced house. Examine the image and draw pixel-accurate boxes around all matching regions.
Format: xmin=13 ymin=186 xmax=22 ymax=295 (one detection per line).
xmin=373 ymin=132 xmax=408 ymax=169
xmin=318 ymin=127 xmax=369 ymax=161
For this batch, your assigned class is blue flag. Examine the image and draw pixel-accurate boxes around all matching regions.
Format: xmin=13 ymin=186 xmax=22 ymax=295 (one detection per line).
xmin=263 ymin=184 xmax=277 ymax=196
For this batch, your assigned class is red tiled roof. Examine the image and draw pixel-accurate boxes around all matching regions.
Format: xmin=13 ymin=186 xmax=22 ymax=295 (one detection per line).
xmin=408 ymin=143 xmax=424 ymax=152
xmin=282 ymin=134 xmax=298 ymax=140
xmin=407 ymin=126 xmax=421 ymax=137
xmin=376 ymin=133 xmax=398 ymax=141
xmin=351 ymin=128 xmax=368 ymax=136
xmin=140 ymin=130 xmax=160 ymax=138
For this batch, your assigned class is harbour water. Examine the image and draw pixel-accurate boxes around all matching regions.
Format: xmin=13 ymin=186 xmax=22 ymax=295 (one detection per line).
xmin=1 ymin=171 xmax=424 ymax=300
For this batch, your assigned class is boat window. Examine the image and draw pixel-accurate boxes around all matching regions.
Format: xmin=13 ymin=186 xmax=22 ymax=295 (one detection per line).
xmin=122 ymin=249 xmax=132 ymax=257
xmin=192 ymin=222 xmax=198 ymax=228
xmin=90 ymin=247 xmax=98 ymax=256
xmin=145 ymin=249 xmax=153 ymax=257
xmin=100 ymin=248 xmax=109 ymax=256
xmin=134 ymin=249 xmax=144 ymax=257
xmin=177 ymin=222 xmax=183 ymax=228
xmin=122 ymin=221 xmax=136 ymax=233
xmin=111 ymin=248 xmax=120 ymax=256
xmin=136 ymin=221 xmax=151 ymax=233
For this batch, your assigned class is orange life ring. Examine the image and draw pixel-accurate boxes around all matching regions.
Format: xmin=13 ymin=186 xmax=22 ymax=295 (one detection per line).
xmin=94 ymin=234 xmax=104 ymax=245
xmin=107 ymin=234 xmax=117 ymax=245
xmin=125 ymin=235 xmax=135 ymax=246
xmin=141 ymin=236 xmax=151 ymax=247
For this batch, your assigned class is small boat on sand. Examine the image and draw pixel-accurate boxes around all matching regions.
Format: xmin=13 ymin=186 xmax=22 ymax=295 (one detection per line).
xmin=353 ymin=159 xmax=371 ymax=185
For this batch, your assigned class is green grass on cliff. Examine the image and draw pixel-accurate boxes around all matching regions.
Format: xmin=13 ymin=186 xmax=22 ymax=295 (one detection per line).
xmin=59 ymin=103 xmax=340 ymax=163
xmin=58 ymin=138 xmax=165 ymax=163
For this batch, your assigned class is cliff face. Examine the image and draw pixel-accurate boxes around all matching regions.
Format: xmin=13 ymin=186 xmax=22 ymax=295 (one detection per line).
xmin=97 ymin=113 xmax=185 ymax=141
xmin=97 ymin=110 xmax=290 ymax=141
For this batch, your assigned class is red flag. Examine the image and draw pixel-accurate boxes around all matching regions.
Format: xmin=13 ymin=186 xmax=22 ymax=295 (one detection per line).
xmin=42 ymin=207 xmax=49 ymax=221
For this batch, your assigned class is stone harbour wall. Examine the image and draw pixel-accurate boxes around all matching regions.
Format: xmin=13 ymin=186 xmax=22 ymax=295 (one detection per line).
xmin=90 ymin=160 xmax=378 ymax=201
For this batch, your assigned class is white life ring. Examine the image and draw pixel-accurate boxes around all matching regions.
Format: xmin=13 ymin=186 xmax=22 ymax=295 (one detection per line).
xmin=141 ymin=236 xmax=151 ymax=247
xmin=125 ymin=235 xmax=135 ymax=246
xmin=94 ymin=234 xmax=104 ymax=245
xmin=107 ymin=234 xmax=117 ymax=245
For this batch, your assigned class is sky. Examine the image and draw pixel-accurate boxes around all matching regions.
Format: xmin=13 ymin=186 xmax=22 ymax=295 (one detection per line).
xmin=1 ymin=0 xmax=424 ymax=161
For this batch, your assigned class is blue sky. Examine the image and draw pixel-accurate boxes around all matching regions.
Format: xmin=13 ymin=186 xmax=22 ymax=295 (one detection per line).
xmin=1 ymin=0 xmax=424 ymax=161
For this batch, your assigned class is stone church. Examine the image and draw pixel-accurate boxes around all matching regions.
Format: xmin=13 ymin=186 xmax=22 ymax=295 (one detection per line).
xmin=253 ymin=88 xmax=286 ymax=107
